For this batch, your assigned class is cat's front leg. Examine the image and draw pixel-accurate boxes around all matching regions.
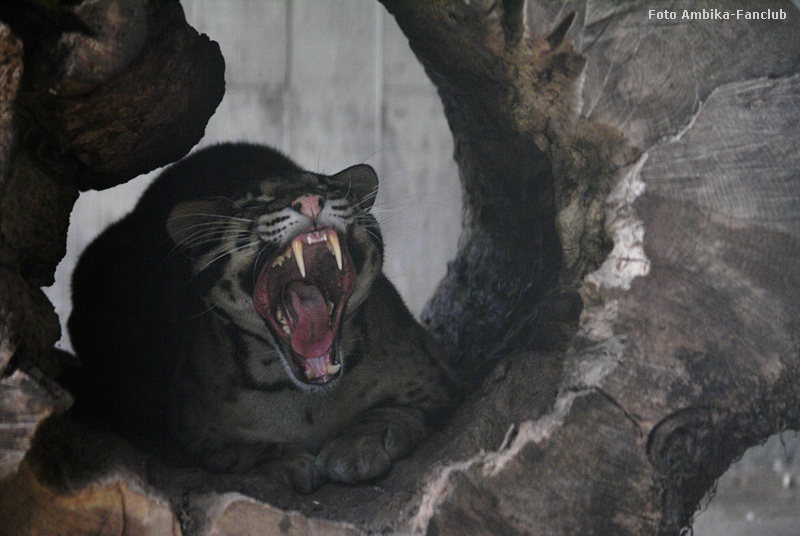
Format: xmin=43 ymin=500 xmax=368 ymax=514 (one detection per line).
xmin=314 ymin=407 xmax=427 ymax=484
xmin=202 ymin=442 xmax=323 ymax=493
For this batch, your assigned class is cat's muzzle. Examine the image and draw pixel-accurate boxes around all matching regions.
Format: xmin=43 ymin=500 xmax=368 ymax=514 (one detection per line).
xmin=253 ymin=228 xmax=355 ymax=386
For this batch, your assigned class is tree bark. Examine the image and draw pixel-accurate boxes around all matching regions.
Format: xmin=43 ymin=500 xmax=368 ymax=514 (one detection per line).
xmin=1 ymin=0 xmax=800 ymax=535
xmin=0 ymin=0 xmax=223 ymax=533
xmin=382 ymin=1 xmax=800 ymax=534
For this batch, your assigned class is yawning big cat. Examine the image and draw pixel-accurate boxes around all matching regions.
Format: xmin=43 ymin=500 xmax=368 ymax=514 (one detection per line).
xmin=68 ymin=143 xmax=458 ymax=492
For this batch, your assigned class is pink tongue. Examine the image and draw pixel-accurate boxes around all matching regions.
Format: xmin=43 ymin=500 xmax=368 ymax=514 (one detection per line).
xmin=286 ymin=281 xmax=333 ymax=359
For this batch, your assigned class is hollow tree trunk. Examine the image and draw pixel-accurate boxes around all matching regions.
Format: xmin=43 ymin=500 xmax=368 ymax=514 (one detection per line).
xmin=386 ymin=1 xmax=800 ymax=534
xmin=1 ymin=0 xmax=799 ymax=535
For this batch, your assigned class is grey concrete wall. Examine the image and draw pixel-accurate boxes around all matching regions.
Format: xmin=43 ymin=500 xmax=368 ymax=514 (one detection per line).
xmin=693 ymin=433 xmax=800 ymax=535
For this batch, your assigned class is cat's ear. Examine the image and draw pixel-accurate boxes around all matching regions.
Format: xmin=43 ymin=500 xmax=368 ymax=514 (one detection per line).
xmin=331 ymin=164 xmax=378 ymax=210
xmin=167 ymin=199 xmax=231 ymax=249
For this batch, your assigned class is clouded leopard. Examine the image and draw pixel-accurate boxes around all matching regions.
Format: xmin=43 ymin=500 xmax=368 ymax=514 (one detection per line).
xmin=68 ymin=143 xmax=458 ymax=491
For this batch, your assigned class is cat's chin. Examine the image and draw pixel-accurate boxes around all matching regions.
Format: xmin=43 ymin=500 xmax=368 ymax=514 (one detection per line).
xmin=253 ymin=227 xmax=356 ymax=386
xmin=281 ymin=345 xmax=342 ymax=387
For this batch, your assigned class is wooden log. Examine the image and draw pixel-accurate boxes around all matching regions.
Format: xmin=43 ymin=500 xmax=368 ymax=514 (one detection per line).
xmin=0 ymin=372 xmax=69 ymax=481
xmin=0 ymin=1 xmax=224 ymax=529
xmin=0 ymin=458 xmax=180 ymax=536
xmin=377 ymin=0 xmax=800 ymax=534
xmin=14 ymin=0 xmax=226 ymax=189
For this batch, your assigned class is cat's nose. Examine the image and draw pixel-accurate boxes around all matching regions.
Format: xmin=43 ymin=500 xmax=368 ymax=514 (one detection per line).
xmin=292 ymin=193 xmax=324 ymax=220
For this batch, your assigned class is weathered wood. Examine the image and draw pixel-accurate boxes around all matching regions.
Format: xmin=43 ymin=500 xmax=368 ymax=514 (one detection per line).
xmin=0 ymin=372 xmax=69 ymax=480
xmin=0 ymin=0 xmax=224 ymax=525
xmin=47 ymin=2 xmax=225 ymax=188
xmin=0 ymin=22 xmax=63 ymax=382
xmin=381 ymin=0 xmax=636 ymax=381
xmin=0 ymin=458 xmax=180 ymax=536
xmin=377 ymin=1 xmax=800 ymax=534
xmin=208 ymin=495 xmax=366 ymax=536
xmin=0 ymin=0 xmax=223 ymax=353
xmin=0 ymin=23 xmax=20 ymax=180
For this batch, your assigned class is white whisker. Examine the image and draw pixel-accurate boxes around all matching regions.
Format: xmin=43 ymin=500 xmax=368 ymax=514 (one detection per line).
xmin=170 ymin=212 xmax=253 ymax=223
xmin=363 ymin=227 xmax=382 ymax=244
xmin=167 ymin=229 xmax=231 ymax=259
xmin=194 ymin=242 xmax=257 ymax=276
xmin=251 ymin=245 xmax=270 ymax=285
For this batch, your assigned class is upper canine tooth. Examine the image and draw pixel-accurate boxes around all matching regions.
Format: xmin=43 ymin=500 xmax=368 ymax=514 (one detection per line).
xmin=326 ymin=229 xmax=342 ymax=270
xmin=291 ymin=238 xmax=306 ymax=278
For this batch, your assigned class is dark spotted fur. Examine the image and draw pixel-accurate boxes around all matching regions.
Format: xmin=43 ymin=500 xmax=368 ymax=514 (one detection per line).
xmin=68 ymin=143 xmax=457 ymax=491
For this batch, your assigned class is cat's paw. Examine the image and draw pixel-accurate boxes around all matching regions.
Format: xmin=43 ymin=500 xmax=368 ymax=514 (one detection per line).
xmin=315 ymin=424 xmax=414 ymax=484
xmin=262 ymin=452 xmax=324 ymax=494
xmin=203 ymin=443 xmax=323 ymax=493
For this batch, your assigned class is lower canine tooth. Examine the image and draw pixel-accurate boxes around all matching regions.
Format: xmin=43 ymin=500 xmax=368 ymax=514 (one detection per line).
xmin=327 ymin=362 xmax=341 ymax=375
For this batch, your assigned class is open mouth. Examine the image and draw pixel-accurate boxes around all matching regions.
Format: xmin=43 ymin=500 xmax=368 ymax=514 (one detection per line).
xmin=253 ymin=228 xmax=356 ymax=385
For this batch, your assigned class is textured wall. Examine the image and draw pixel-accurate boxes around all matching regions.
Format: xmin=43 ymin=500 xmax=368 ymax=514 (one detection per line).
xmin=43 ymin=0 xmax=460 ymax=351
